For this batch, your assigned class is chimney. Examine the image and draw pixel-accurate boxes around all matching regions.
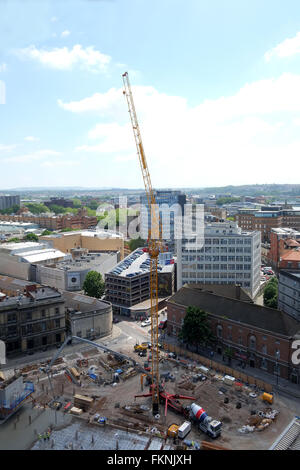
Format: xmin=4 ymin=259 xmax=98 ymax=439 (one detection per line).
xmin=235 ymin=284 xmax=241 ymax=300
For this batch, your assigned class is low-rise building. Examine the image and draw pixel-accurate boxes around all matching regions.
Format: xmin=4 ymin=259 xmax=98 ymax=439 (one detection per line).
xmin=166 ymin=284 xmax=300 ymax=384
xmin=63 ymin=291 xmax=112 ymax=340
xmin=0 ymin=285 xmax=66 ymax=356
xmin=268 ymin=228 xmax=300 ymax=271
xmin=35 ymin=251 xmax=119 ymax=291
xmin=40 ymin=229 xmax=124 ymax=259
xmin=0 ymin=242 xmax=68 ymax=280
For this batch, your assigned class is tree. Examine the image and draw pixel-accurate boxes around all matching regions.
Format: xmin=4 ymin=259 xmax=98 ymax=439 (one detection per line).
xmin=41 ymin=230 xmax=52 ymax=236
xmin=178 ymin=307 xmax=214 ymax=351
xmin=72 ymin=198 xmax=82 ymax=208
xmin=83 ymin=271 xmax=105 ymax=299
xmin=0 ymin=204 xmax=20 ymax=215
xmin=24 ymin=233 xmax=39 ymax=242
xmin=129 ymin=237 xmax=145 ymax=252
xmin=24 ymin=203 xmax=50 ymax=214
xmin=263 ymin=277 xmax=278 ymax=308
xmin=7 ymin=237 xmax=21 ymax=243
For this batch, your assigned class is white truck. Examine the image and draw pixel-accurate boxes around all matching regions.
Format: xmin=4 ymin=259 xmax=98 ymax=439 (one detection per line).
xmin=178 ymin=421 xmax=192 ymax=439
xmin=188 ymin=403 xmax=222 ymax=438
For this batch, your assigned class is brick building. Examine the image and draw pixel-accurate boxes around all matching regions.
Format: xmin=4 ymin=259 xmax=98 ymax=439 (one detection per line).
xmin=236 ymin=207 xmax=300 ymax=242
xmin=0 ymin=208 xmax=97 ymax=231
xmin=268 ymin=228 xmax=300 ymax=271
xmin=166 ymin=284 xmax=300 ymax=384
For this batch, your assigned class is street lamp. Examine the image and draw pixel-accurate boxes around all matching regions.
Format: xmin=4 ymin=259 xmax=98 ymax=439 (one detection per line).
xmin=275 ymin=351 xmax=280 ymax=386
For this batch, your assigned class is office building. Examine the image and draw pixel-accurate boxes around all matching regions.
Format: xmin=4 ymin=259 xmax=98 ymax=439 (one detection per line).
xmin=236 ymin=206 xmax=300 ymax=242
xmin=0 ymin=195 xmax=20 ymax=212
xmin=177 ymin=221 xmax=261 ymax=299
xmin=278 ymin=271 xmax=300 ymax=321
xmin=140 ymin=190 xmax=186 ymax=254
xmin=105 ymin=248 xmax=175 ymax=318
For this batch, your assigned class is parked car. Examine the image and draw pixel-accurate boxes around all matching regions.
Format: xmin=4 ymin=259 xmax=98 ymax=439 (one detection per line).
xmin=141 ymin=319 xmax=151 ymax=327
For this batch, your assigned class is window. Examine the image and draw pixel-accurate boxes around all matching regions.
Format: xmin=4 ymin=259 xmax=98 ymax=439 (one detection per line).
xmin=249 ymin=335 xmax=256 ymax=350
xmin=55 ymin=307 xmax=60 ymax=315
xmin=262 ymin=344 xmax=267 ymax=355
xmin=217 ymin=325 xmax=223 ymax=338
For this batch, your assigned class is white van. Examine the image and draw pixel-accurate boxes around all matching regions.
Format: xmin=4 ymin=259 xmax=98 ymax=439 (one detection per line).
xmin=178 ymin=421 xmax=192 ymax=439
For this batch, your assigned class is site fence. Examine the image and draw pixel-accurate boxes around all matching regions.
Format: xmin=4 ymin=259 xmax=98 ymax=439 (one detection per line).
xmin=162 ymin=343 xmax=273 ymax=394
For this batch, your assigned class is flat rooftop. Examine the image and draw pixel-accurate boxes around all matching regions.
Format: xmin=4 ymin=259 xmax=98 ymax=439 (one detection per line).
xmin=0 ymin=286 xmax=63 ymax=309
xmin=108 ymin=248 xmax=174 ymax=278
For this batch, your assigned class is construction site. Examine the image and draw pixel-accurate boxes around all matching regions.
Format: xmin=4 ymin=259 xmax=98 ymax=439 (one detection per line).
xmin=0 ymin=336 xmax=298 ymax=451
xmin=1 ymin=73 xmax=300 ymax=452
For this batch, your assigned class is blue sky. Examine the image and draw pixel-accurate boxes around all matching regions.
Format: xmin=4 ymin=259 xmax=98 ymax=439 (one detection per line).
xmin=1 ymin=0 xmax=300 ymax=189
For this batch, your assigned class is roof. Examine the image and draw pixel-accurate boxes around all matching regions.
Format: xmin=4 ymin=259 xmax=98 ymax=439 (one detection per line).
xmin=18 ymin=249 xmax=66 ymax=263
xmin=280 ymin=250 xmax=300 ymax=262
xmin=181 ymin=283 xmax=252 ymax=302
xmin=62 ymin=291 xmax=111 ymax=313
xmin=168 ymin=284 xmax=300 ymax=337
xmin=285 ymin=238 xmax=300 ymax=247
xmin=107 ymin=248 xmax=174 ymax=278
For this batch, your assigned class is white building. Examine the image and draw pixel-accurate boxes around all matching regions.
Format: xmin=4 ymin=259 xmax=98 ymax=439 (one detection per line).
xmin=176 ymin=221 xmax=261 ymax=299
xmin=0 ymin=242 xmax=68 ymax=280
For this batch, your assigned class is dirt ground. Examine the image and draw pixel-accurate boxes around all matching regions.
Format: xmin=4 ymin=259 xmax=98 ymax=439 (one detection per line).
xmin=22 ymin=345 xmax=296 ymax=450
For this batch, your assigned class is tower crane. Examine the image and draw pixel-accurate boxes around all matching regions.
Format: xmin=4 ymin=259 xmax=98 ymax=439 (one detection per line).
xmin=122 ymin=72 xmax=162 ymax=415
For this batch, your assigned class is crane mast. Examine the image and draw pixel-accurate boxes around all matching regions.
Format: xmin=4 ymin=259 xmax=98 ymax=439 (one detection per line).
xmin=122 ymin=72 xmax=161 ymax=414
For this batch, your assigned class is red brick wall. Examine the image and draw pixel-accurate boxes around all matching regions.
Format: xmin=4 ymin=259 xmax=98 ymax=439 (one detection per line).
xmin=167 ymin=301 xmax=294 ymax=381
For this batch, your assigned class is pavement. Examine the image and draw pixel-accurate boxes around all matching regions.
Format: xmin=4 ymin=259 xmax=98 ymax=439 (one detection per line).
xmin=0 ymin=325 xmax=123 ymax=372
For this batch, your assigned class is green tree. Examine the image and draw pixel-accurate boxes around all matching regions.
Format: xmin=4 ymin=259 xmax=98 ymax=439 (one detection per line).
xmin=41 ymin=230 xmax=52 ymax=236
xmin=263 ymin=277 xmax=278 ymax=308
xmin=24 ymin=232 xmax=39 ymax=242
xmin=72 ymin=198 xmax=82 ymax=208
xmin=83 ymin=271 xmax=105 ymax=299
xmin=128 ymin=237 xmax=145 ymax=252
xmin=7 ymin=237 xmax=21 ymax=243
xmin=178 ymin=306 xmax=214 ymax=351
xmin=25 ymin=203 xmax=50 ymax=214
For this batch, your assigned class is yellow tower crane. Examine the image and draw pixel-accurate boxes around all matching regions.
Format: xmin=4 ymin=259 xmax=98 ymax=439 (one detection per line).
xmin=122 ymin=71 xmax=162 ymax=415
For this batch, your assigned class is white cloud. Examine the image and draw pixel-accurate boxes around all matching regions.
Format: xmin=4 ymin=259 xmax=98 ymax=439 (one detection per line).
xmin=0 ymin=63 xmax=7 ymax=73
xmin=265 ymin=32 xmax=300 ymax=61
xmin=15 ymin=45 xmax=111 ymax=73
xmin=41 ymin=160 xmax=78 ymax=168
xmin=3 ymin=149 xmax=62 ymax=163
xmin=0 ymin=144 xmax=17 ymax=151
xmin=60 ymin=73 xmax=300 ymax=186
xmin=24 ymin=136 xmax=39 ymax=142
xmin=61 ymin=30 xmax=71 ymax=38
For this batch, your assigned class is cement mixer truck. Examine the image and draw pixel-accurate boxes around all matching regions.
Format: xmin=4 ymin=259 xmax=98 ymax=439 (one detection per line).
xmin=187 ymin=403 xmax=222 ymax=438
